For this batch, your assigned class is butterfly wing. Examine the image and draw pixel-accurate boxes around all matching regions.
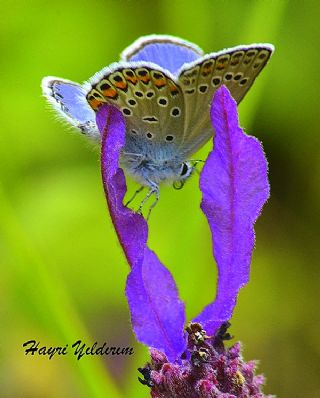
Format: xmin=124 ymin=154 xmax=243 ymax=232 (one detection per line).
xmin=41 ymin=77 xmax=99 ymax=139
xmin=85 ymin=62 xmax=185 ymax=164
xmin=121 ymin=35 xmax=203 ymax=74
xmin=177 ymin=44 xmax=274 ymax=157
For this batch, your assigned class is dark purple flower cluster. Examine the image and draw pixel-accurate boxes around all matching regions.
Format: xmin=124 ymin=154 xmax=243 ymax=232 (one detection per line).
xmin=97 ymin=86 xmax=271 ymax=397
xmin=146 ymin=323 xmax=272 ymax=398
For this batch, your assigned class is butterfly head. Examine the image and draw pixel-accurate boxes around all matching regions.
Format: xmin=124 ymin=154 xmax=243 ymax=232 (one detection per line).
xmin=173 ymin=161 xmax=194 ymax=190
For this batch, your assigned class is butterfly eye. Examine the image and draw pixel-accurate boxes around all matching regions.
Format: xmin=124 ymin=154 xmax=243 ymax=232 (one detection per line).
xmin=178 ymin=162 xmax=193 ymax=181
xmin=180 ymin=162 xmax=193 ymax=177
xmin=180 ymin=162 xmax=189 ymax=176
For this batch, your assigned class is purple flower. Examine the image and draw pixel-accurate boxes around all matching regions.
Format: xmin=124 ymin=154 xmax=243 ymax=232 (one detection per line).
xmin=98 ymin=86 xmax=271 ymax=396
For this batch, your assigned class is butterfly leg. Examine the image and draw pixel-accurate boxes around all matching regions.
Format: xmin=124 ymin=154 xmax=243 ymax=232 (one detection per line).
xmin=146 ymin=187 xmax=160 ymax=221
xmin=125 ymin=186 xmax=145 ymax=207
xmin=137 ymin=181 xmax=159 ymax=219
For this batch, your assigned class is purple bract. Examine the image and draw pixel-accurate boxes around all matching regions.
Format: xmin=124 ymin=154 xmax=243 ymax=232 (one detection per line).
xmin=97 ymin=86 xmax=271 ymax=396
xmin=98 ymin=105 xmax=186 ymax=362
xmin=193 ymin=86 xmax=270 ymax=334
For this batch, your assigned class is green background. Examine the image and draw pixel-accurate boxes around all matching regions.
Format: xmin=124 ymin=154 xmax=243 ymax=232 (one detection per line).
xmin=1 ymin=0 xmax=320 ymax=396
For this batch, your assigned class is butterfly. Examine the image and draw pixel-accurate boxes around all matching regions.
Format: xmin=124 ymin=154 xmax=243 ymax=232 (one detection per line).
xmin=42 ymin=35 xmax=274 ymax=216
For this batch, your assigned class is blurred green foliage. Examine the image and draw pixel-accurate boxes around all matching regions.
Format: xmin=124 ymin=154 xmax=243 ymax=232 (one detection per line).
xmin=1 ymin=0 xmax=320 ymax=397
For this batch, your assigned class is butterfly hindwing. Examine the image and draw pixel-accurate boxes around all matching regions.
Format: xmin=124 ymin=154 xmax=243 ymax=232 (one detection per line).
xmin=178 ymin=44 xmax=274 ymax=156
xmin=121 ymin=35 xmax=203 ymax=74
xmin=41 ymin=77 xmax=99 ymax=139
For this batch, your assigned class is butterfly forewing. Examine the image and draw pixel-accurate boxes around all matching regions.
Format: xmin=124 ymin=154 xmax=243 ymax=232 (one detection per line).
xmin=178 ymin=45 xmax=274 ymax=157
xmin=86 ymin=64 xmax=185 ymax=151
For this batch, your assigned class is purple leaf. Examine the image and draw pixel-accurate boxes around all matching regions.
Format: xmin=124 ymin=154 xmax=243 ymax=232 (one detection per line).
xmin=194 ymin=86 xmax=270 ymax=334
xmin=98 ymin=105 xmax=186 ymax=362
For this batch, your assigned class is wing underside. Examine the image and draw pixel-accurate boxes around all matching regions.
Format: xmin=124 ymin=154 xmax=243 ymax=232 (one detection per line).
xmin=178 ymin=44 xmax=274 ymax=157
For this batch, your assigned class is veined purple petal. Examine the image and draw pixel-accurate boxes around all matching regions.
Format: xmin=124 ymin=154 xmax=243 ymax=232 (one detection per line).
xmin=126 ymin=250 xmax=186 ymax=363
xmin=98 ymin=105 xmax=186 ymax=362
xmin=97 ymin=105 xmax=147 ymax=267
xmin=194 ymin=86 xmax=270 ymax=334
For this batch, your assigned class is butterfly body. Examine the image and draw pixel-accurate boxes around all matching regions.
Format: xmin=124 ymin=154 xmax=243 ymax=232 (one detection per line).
xmin=42 ymin=35 xmax=274 ymax=213
xmin=120 ymin=140 xmax=192 ymax=187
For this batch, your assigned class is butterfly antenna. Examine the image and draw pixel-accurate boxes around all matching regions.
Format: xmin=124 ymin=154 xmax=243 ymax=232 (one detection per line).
xmin=173 ymin=181 xmax=185 ymax=190
xmin=189 ymin=159 xmax=205 ymax=164
xmin=190 ymin=159 xmax=205 ymax=175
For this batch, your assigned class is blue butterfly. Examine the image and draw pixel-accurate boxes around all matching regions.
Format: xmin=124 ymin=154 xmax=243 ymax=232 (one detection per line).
xmin=42 ymin=35 xmax=274 ymax=215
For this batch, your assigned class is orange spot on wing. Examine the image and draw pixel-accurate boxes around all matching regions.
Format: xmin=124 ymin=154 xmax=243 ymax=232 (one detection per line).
xmin=216 ymin=64 xmax=225 ymax=70
xmin=114 ymin=81 xmax=128 ymax=90
xmin=102 ymin=88 xmax=118 ymax=99
xmin=155 ymin=78 xmax=166 ymax=88
xmin=138 ymin=75 xmax=151 ymax=84
xmin=125 ymin=76 xmax=138 ymax=84
xmin=203 ymin=65 xmax=213 ymax=73
xmin=88 ymin=98 xmax=103 ymax=110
